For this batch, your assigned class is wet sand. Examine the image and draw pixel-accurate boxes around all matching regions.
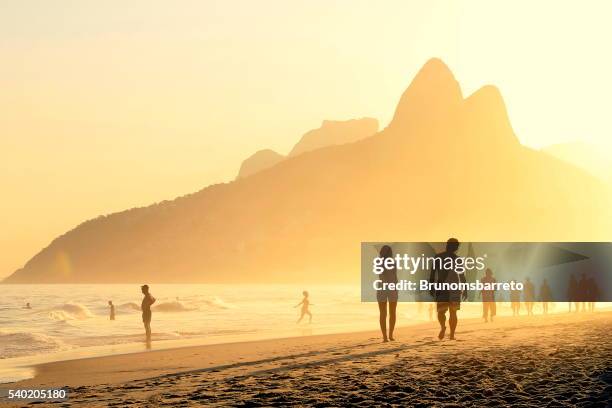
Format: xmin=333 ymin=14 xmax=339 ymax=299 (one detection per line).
xmin=3 ymin=311 xmax=611 ymax=407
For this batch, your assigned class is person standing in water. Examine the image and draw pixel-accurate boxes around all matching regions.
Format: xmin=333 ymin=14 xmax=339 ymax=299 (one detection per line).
xmin=429 ymin=238 xmax=467 ymax=341
xmin=108 ymin=300 xmax=115 ymax=320
xmin=295 ymin=291 xmax=313 ymax=323
xmin=141 ymin=285 xmax=156 ymax=342
xmin=376 ymin=245 xmax=398 ymax=342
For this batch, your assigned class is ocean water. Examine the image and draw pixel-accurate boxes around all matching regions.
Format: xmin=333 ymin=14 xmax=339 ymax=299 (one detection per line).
xmin=0 ymin=283 xmax=425 ymax=383
xmin=2 ymin=284 xmax=601 ymax=383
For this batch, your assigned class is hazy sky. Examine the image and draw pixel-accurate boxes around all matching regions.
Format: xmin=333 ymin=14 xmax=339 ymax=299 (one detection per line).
xmin=1 ymin=1 xmax=611 ymax=278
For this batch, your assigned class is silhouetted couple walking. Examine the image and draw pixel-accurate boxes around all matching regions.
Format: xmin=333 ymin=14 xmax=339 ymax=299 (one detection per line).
xmin=376 ymin=238 xmax=467 ymax=342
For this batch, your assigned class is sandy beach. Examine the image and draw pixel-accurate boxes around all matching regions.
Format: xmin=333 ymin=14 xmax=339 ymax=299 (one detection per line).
xmin=2 ymin=310 xmax=610 ymax=407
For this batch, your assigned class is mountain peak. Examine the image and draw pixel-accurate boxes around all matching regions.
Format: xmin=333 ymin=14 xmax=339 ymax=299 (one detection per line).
xmin=462 ymin=85 xmax=519 ymax=147
xmin=421 ymin=57 xmax=455 ymax=77
xmin=388 ymin=58 xmax=462 ymax=131
xmin=465 ymin=84 xmax=503 ymax=105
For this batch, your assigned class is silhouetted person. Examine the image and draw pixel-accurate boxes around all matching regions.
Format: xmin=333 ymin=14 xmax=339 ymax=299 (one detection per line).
xmin=141 ymin=285 xmax=156 ymax=343
xmin=108 ymin=300 xmax=115 ymax=320
xmin=510 ymin=280 xmax=521 ymax=316
xmin=429 ymin=238 xmax=466 ymax=340
xmin=481 ymin=268 xmax=496 ymax=322
xmin=523 ymin=277 xmax=535 ymax=316
xmin=25 ymin=302 xmax=31 ymax=309
xmin=377 ymin=245 xmax=398 ymax=342
xmin=539 ymin=279 xmax=552 ymax=315
xmin=578 ymin=273 xmax=589 ymax=312
xmin=567 ymin=274 xmax=578 ymax=313
xmin=295 ymin=290 xmax=313 ymax=324
xmin=587 ymin=276 xmax=600 ymax=312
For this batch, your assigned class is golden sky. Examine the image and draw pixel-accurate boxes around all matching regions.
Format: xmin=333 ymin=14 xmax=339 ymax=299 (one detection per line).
xmin=1 ymin=1 xmax=612 ymax=278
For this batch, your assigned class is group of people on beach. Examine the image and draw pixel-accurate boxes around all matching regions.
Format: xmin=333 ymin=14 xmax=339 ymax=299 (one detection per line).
xmin=375 ymin=238 xmax=602 ymax=342
xmin=483 ymin=272 xmax=547 ymax=319
xmin=567 ymin=273 xmax=600 ymax=313
xmin=105 ymin=284 xmax=313 ymax=344
xmin=491 ymin=271 xmax=598 ymax=319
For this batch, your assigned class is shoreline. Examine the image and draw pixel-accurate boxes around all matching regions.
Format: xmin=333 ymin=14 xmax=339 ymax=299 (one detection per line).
xmin=1 ymin=312 xmax=610 ymax=406
xmin=0 ymin=299 xmax=497 ymax=384
xmin=7 ymin=319 xmax=439 ymax=388
xmin=7 ymin=311 xmax=612 ymax=389
xmin=0 ymin=312 xmax=430 ymax=385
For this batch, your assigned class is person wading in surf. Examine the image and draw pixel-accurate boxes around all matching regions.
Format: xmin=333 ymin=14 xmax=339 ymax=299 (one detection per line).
xmin=141 ymin=285 xmax=156 ymax=343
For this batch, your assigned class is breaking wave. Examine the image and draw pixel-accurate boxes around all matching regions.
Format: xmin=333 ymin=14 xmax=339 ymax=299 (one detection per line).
xmin=202 ymin=297 xmax=235 ymax=310
xmin=0 ymin=330 xmax=71 ymax=359
xmin=152 ymin=300 xmax=196 ymax=312
xmin=118 ymin=302 xmax=141 ymax=312
xmin=48 ymin=303 xmax=94 ymax=321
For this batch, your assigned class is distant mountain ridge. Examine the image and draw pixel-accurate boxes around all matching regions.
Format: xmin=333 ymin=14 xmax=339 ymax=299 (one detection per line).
xmin=289 ymin=118 xmax=378 ymax=157
xmin=237 ymin=149 xmax=285 ymax=179
xmin=235 ymin=118 xmax=378 ymax=179
xmin=4 ymin=58 xmax=611 ymax=283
